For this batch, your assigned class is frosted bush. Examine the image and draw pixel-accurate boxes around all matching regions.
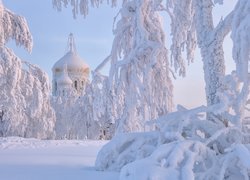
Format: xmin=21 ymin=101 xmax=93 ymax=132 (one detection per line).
xmin=95 ymin=132 xmax=159 ymax=171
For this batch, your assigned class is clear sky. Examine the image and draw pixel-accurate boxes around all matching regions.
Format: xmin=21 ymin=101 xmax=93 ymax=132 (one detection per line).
xmin=3 ymin=0 xmax=237 ymax=109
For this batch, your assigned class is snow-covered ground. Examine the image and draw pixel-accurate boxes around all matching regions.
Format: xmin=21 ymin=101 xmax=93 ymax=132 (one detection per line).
xmin=0 ymin=137 xmax=119 ymax=180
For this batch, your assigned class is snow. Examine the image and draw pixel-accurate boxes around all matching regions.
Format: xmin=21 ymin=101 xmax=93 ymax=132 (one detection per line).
xmin=57 ymin=65 xmax=73 ymax=86
xmin=0 ymin=2 xmax=32 ymax=51
xmin=0 ymin=47 xmax=56 ymax=139
xmin=52 ymin=0 xmax=120 ymax=18
xmin=97 ymin=100 xmax=250 ymax=179
xmin=2 ymin=0 xmax=250 ymax=179
xmin=0 ymin=137 xmax=119 ymax=180
xmin=96 ymin=131 xmax=160 ymax=171
xmin=52 ymin=33 xmax=88 ymax=72
xmin=231 ymin=0 xmax=250 ymax=82
xmin=52 ymin=51 xmax=89 ymax=72
xmin=107 ymin=0 xmax=173 ymax=133
xmin=0 ymin=2 xmax=55 ymax=139
xmin=119 ymin=141 xmax=219 ymax=180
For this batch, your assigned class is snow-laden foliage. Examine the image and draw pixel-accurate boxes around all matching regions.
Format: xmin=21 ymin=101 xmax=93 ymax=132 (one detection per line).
xmin=0 ymin=47 xmax=55 ymax=139
xmin=227 ymin=0 xmax=250 ymax=130
xmin=52 ymin=0 xmax=120 ymax=18
xmin=231 ymin=0 xmax=250 ymax=82
xmin=53 ymin=0 xmax=173 ymax=134
xmin=0 ymin=2 xmax=55 ymax=139
xmin=108 ymin=0 xmax=173 ymax=133
xmin=120 ymin=141 xmax=219 ymax=180
xmin=96 ymin=91 xmax=250 ymax=179
xmin=120 ymin=141 xmax=250 ymax=180
xmin=52 ymin=72 xmax=115 ymax=140
xmin=167 ymin=0 xmax=234 ymax=112
xmin=120 ymin=106 xmax=250 ymax=180
xmin=90 ymin=72 xmax=115 ymax=139
xmin=0 ymin=2 xmax=32 ymax=51
xmin=96 ymin=132 xmax=159 ymax=171
xmin=52 ymin=94 xmax=101 ymax=140
xmin=166 ymin=0 xmax=250 ymax=128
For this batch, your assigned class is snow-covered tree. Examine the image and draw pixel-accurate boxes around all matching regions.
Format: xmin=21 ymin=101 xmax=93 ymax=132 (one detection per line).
xmin=166 ymin=0 xmax=236 ymax=122
xmin=95 ymin=1 xmax=250 ymax=179
xmin=107 ymin=0 xmax=173 ymax=133
xmin=90 ymin=71 xmax=115 ymax=139
xmin=0 ymin=1 xmax=32 ymax=50
xmin=51 ymin=94 xmax=101 ymax=140
xmin=53 ymin=0 xmax=173 ymax=133
xmin=52 ymin=72 xmax=115 ymax=140
xmin=0 ymin=1 xmax=55 ymax=139
xmin=230 ymin=0 xmax=250 ymax=128
xmin=96 ymin=99 xmax=250 ymax=179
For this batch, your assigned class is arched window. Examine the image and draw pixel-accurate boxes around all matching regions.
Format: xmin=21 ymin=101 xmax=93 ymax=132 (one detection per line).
xmin=75 ymin=81 xmax=77 ymax=89
xmin=55 ymin=81 xmax=57 ymax=91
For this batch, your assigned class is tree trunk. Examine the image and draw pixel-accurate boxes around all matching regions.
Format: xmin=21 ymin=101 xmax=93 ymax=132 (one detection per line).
xmin=201 ymin=40 xmax=226 ymax=123
xmin=201 ymin=41 xmax=225 ymax=106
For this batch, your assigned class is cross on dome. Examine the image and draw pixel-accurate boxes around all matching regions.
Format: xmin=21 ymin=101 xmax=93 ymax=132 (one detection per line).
xmin=68 ymin=33 xmax=76 ymax=53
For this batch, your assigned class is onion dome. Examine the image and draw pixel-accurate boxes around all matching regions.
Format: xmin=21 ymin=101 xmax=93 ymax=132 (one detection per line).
xmin=52 ymin=33 xmax=89 ymax=75
xmin=57 ymin=64 xmax=72 ymax=86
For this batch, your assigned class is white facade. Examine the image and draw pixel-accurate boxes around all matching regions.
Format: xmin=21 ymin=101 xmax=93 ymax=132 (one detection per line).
xmin=52 ymin=33 xmax=90 ymax=96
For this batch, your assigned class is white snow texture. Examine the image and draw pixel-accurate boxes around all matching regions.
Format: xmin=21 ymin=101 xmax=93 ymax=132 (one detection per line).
xmin=0 ymin=2 xmax=55 ymax=139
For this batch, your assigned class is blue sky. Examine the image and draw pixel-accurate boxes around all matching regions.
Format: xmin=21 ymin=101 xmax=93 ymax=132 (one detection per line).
xmin=3 ymin=0 xmax=119 ymax=76
xmin=3 ymin=0 xmax=237 ymax=108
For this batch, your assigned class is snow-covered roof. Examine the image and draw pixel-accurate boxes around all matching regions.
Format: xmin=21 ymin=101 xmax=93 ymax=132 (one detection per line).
xmin=52 ymin=33 xmax=89 ymax=72
xmin=53 ymin=51 xmax=89 ymax=71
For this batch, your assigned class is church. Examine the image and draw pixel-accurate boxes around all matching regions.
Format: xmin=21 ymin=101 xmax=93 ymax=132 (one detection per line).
xmin=52 ymin=33 xmax=90 ymax=97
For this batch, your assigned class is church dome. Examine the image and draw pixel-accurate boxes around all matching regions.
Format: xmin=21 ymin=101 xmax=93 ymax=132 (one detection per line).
xmin=53 ymin=51 xmax=89 ymax=72
xmin=57 ymin=66 xmax=72 ymax=86
xmin=52 ymin=33 xmax=89 ymax=74
xmin=52 ymin=33 xmax=90 ymax=97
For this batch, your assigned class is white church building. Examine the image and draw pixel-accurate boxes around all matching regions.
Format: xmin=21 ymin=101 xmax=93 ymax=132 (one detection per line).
xmin=52 ymin=33 xmax=89 ymax=97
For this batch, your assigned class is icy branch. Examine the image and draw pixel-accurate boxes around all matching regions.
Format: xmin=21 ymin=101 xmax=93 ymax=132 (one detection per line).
xmin=52 ymin=0 xmax=120 ymax=18
xmin=1 ymin=5 xmax=32 ymax=52
xmin=231 ymin=0 xmax=250 ymax=81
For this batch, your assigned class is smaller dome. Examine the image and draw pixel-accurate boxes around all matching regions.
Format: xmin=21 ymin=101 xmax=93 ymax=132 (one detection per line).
xmin=57 ymin=64 xmax=72 ymax=86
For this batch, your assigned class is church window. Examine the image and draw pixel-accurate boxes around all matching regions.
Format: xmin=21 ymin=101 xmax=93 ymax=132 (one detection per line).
xmin=55 ymin=81 xmax=57 ymax=91
xmin=75 ymin=81 xmax=77 ymax=89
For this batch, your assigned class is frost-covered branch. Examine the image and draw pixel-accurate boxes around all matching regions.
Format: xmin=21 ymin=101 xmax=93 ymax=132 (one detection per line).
xmin=166 ymin=0 xmax=196 ymax=76
xmin=107 ymin=0 xmax=173 ymax=133
xmin=0 ymin=2 xmax=55 ymax=139
xmin=0 ymin=3 xmax=32 ymax=51
xmin=97 ymin=100 xmax=250 ymax=179
xmin=166 ymin=0 xmax=238 ymax=121
xmin=0 ymin=47 xmax=55 ymax=139
xmin=231 ymin=0 xmax=250 ymax=82
xmin=52 ymin=0 xmax=120 ymax=18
